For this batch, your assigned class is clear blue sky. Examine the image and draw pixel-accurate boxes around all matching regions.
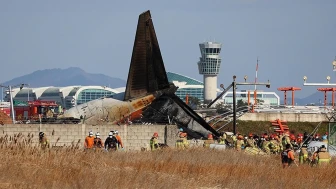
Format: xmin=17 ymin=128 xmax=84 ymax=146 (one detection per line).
xmin=0 ymin=0 xmax=335 ymax=98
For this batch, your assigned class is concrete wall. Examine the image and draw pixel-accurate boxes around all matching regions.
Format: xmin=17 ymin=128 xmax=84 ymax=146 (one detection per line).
xmin=240 ymin=113 xmax=327 ymax=122
xmin=0 ymin=124 xmax=179 ymax=151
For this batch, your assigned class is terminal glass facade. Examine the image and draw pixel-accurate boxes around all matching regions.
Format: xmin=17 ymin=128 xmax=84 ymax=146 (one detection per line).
xmin=167 ymin=72 xmax=204 ymax=103
xmin=76 ymin=89 xmax=116 ymax=105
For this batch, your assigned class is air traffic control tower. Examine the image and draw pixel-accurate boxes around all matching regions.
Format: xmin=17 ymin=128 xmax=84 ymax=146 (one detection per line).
xmin=197 ymin=42 xmax=222 ymax=104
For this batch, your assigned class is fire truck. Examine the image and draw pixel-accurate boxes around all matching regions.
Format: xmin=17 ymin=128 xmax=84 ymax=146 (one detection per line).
xmin=13 ymin=100 xmax=80 ymax=124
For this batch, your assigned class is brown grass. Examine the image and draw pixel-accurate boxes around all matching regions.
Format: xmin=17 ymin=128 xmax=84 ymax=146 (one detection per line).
xmin=0 ymin=134 xmax=335 ymax=189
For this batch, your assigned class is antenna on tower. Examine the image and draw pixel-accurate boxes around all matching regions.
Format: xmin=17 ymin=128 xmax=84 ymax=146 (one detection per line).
xmin=255 ymin=57 xmax=259 ymax=90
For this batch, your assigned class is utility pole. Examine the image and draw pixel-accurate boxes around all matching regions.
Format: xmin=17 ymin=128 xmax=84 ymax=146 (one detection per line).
xmin=232 ymin=76 xmax=237 ymax=134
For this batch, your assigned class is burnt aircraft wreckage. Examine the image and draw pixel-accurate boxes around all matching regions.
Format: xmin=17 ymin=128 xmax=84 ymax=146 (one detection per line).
xmin=63 ymin=10 xmax=220 ymax=139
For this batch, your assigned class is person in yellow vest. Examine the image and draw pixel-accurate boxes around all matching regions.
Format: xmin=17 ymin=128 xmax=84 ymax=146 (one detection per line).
xmin=176 ymin=128 xmax=189 ymax=149
xmin=218 ymin=132 xmax=226 ymax=144
xmin=269 ymin=135 xmax=280 ymax=154
xmin=39 ymin=132 xmax=50 ymax=150
xmin=245 ymin=133 xmax=256 ymax=148
xmin=235 ymin=135 xmax=244 ymax=152
xmin=281 ymin=132 xmax=293 ymax=150
xmin=203 ymin=133 xmax=215 ymax=148
xmin=150 ymin=132 xmax=160 ymax=151
xmin=262 ymin=136 xmax=271 ymax=154
xmin=299 ymin=143 xmax=309 ymax=164
xmin=312 ymin=145 xmax=331 ymax=166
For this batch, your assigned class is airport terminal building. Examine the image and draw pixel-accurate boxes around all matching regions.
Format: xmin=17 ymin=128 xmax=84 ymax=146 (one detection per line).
xmin=167 ymin=72 xmax=204 ymax=103
xmin=4 ymin=86 xmax=120 ymax=110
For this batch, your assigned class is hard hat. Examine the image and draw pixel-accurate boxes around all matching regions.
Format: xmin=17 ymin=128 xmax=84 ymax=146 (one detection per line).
xmin=115 ymin=130 xmax=119 ymax=134
xmin=153 ymin=132 xmax=158 ymax=137
xmin=249 ymin=133 xmax=253 ymax=137
xmin=302 ymin=143 xmax=308 ymax=148
xmin=179 ymin=128 xmax=183 ymax=132
xmin=108 ymin=132 xmax=113 ymax=136
xmin=322 ymin=135 xmax=327 ymax=140
xmin=89 ymin=131 xmax=93 ymax=136
xmin=180 ymin=132 xmax=187 ymax=138
xmin=207 ymin=133 xmax=213 ymax=140
xmin=96 ymin=132 xmax=100 ymax=136
xmin=39 ymin=132 xmax=44 ymax=137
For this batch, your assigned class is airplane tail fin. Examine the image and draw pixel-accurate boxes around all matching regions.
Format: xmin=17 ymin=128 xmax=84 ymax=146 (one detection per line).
xmin=124 ymin=10 xmax=170 ymax=101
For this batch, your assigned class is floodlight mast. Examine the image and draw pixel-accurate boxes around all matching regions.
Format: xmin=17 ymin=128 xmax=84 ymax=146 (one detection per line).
xmin=303 ymin=57 xmax=336 ymax=87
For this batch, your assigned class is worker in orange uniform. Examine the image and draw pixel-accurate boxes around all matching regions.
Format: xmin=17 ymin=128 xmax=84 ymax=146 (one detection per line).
xmin=281 ymin=144 xmax=296 ymax=168
xmin=114 ymin=130 xmax=124 ymax=150
xmin=84 ymin=131 xmax=95 ymax=150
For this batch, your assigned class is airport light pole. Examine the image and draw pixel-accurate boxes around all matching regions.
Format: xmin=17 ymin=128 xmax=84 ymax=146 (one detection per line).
xmin=302 ymin=57 xmax=336 ymax=152
xmin=0 ymin=83 xmax=29 ymax=124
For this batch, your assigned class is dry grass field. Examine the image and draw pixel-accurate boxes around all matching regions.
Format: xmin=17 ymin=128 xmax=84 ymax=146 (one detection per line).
xmin=0 ymin=134 xmax=335 ymax=189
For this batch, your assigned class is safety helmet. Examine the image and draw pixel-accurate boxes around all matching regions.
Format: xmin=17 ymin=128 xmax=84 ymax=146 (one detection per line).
xmin=320 ymin=145 xmax=326 ymax=149
xmin=302 ymin=143 xmax=308 ymax=148
xmin=207 ymin=133 xmax=213 ymax=140
xmin=322 ymin=135 xmax=327 ymax=140
xmin=153 ymin=132 xmax=159 ymax=137
xmin=179 ymin=128 xmax=183 ymax=132
xmin=244 ymin=135 xmax=248 ymax=139
xmin=180 ymin=132 xmax=187 ymax=138
xmin=115 ymin=130 xmax=119 ymax=134
xmin=249 ymin=133 xmax=253 ymax=137
xmin=108 ymin=132 xmax=113 ymax=136
xmin=96 ymin=132 xmax=100 ymax=137
xmin=89 ymin=131 xmax=93 ymax=136
xmin=39 ymin=132 xmax=44 ymax=137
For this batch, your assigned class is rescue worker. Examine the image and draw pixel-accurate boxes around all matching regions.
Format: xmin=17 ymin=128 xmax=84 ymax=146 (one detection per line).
xmin=150 ymin=132 xmax=159 ymax=151
xmin=114 ymin=130 xmax=124 ymax=149
xmin=313 ymin=134 xmax=321 ymax=141
xmin=245 ymin=133 xmax=256 ymax=148
xmin=312 ymin=145 xmax=331 ymax=166
xmin=235 ymin=135 xmax=244 ymax=152
xmin=297 ymin=133 xmax=303 ymax=145
xmin=93 ymin=132 xmax=104 ymax=150
xmin=39 ymin=132 xmax=50 ymax=150
xmin=176 ymin=129 xmax=189 ymax=149
xmin=84 ymin=131 xmax=95 ymax=150
xmin=218 ymin=132 xmax=226 ymax=144
xmin=322 ymin=133 xmax=328 ymax=144
xmin=299 ymin=143 xmax=309 ymax=164
xmin=281 ymin=144 xmax=295 ymax=168
xmin=257 ymin=136 xmax=264 ymax=149
xmin=269 ymin=135 xmax=280 ymax=154
xmin=282 ymin=132 xmax=293 ymax=150
xmin=262 ymin=136 xmax=271 ymax=154
xmin=104 ymin=132 xmax=118 ymax=151
xmin=203 ymin=133 xmax=215 ymax=148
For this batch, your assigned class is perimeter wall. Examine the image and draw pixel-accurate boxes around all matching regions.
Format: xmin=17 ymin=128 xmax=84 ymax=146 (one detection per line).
xmin=0 ymin=124 xmax=180 ymax=151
